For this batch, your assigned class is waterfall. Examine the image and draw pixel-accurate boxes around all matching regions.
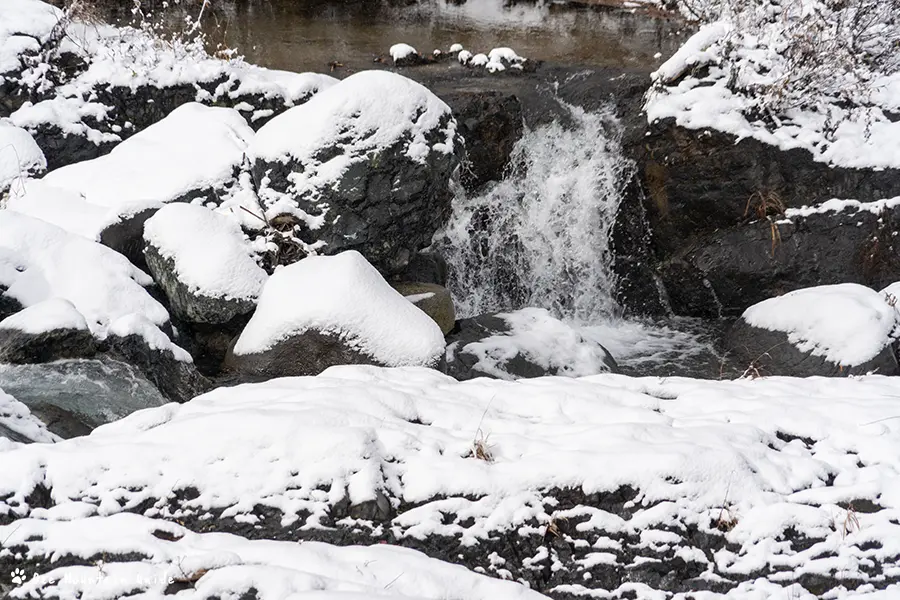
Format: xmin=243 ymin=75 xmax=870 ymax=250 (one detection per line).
xmin=435 ymin=102 xmax=634 ymax=324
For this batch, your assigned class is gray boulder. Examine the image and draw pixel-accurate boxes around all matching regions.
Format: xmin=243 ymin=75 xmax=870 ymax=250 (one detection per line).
xmin=0 ymin=358 xmax=170 ymax=439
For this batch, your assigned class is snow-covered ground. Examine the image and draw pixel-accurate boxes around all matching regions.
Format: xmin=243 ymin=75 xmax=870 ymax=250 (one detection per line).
xmin=2 ymin=366 xmax=900 ymax=598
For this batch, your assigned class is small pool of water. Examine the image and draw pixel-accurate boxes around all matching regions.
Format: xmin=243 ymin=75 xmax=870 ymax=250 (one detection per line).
xmin=101 ymin=0 xmax=688 ymax=73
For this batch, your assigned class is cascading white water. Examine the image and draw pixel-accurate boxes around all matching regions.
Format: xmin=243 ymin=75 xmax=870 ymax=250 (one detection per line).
xmin=435 ymin=100 xmax=724 ymax=376
xmin=435 ymin=102 xmax=633 ymax=323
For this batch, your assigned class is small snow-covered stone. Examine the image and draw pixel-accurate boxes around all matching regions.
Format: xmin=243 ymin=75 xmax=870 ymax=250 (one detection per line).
xmin=390 ymin=43 xmax=421 ymax=66
xmin=143 ymin=203 xmax=268 ymax=324
xmin=449 ymin=43 xmax=464 ymax=54
xmin=470 ymin=53 xmax=489 ymax=68
xmin=458 ymin=50 xmax=473 ymax=65
xmin=0 ymin=120 xmax=45 ymax=193
xmin=228 ymin=251 xmax=445 ymax=378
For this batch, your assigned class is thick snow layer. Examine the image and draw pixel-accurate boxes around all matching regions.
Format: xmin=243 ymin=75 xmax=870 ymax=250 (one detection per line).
xmin=0 ymin=297 xmax=87 ymax=334
xmin=485 ymin=47 xmax=526 ymax=73
xmin=143 ymin=203 xmax=267 ymax=303
xmin=233 ymin=251 xmax=444 ymax=366
xmin=250 ymin=70 xmax=456 ymax=207
xmin=0 ymin=0 xmax=61 ymax=75
xmin=452 ymin=308 xmax=615 ymax=379
xmin=0 ymin=387 xmax=59 ymax=445
xmin=0 ymin=513 xmax=546 ymax=600
xmin=390 ymin=43 xmax=419 ymax=62
xmin=3 ymin=365 xmax=900 ymax=589
xmin=0 ymin=211 xmax=172 ymax=344
xmin=9 ymin=104 xmax=254 ymax=240
xmin=742 ymin=284 xmax=898 ymax=366
xmin=0 ymin=120 xmax=45 ymax=193
xmin=645 ymin=19 xmax=900 ymax=169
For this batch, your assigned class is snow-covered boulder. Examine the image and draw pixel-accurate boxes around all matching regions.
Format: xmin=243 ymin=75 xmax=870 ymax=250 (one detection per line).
xmin=0 ymin=359 xmax=168 ymax=439
xmin=227 ymin=251 xmax=445 ymax=379
xmin=444 ymin=308 xmax=618 ymax=381
xmin=0 ymin=386 xmax=58 ymax=445
xmin=250 ymin=70 xmax=461 ymax=274
xmin=7 ymin=104 xmax=255 ymax=267
xmin=726 ymin=283 xmax=899 ymax=376
xmin=391 ymin=282 xmax=456 ymax=335
xmin=143 ymin=203 xmax=268 ymax=325
xmin=0 ymin=120 xmax=45 ymax=194
xmin=0 ymin=298 xmax=96 ymax=364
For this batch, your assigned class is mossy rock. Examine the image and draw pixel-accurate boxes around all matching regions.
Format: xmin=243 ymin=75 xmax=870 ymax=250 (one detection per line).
xmin=391 ymin=282 xmax=456 ymax=335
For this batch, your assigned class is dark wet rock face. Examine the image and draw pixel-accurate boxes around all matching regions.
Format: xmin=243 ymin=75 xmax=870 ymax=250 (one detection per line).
xmin=225 ymin=330 xmax=381 ymax=381
xmin=725 ymin=319 xmax=899 ymax=377
xmin=0 ymin=327 xmax=96 ymax=364
xmin=636 ymin=121 xmax=900 ymax=259
xmin=445 ymin=90 xmax=523 ymax=192
xmin=391 ymin=282 xmax=456 ymax=335
xmin=102 ymin=334 xmax=211 ymax=404
xmin=658 ymin=206 xmax=900 ymax=318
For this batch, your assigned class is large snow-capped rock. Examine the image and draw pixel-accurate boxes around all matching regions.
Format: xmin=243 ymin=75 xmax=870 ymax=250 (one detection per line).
xmin=0 ymin=386 xmax=58 ymax=445
xmin=143 ymin=203 xmax=268 ymax=325
xmin=227 ymin=251 xmax=445 ymax=378
xmin=249 ymin=70 xmax=461 ymax=273
xmin=6 ymin=104 xmax=255 ymax=266
xmin=726 ymin=283 xmax=899 ymax=376
xmin=0 ymin=298 xmax=96 ymax=364
xmin=444 ymin=307 xmax=618 ymax=380
xmin=0 ymin=120 xmax=45 ymax=193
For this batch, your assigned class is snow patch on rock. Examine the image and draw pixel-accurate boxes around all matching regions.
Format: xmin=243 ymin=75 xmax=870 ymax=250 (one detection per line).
xmin=233 ymin=251 xmax=445 ymax=367
xmin=0 ymin=298 xmax=87 ymax=334
xmin=0 ymin=386 xmax=59 ymax=446
xmin=0 ymin=120 xmax=45 ymax=193
xmin=742 ymin=283 xmax=898 ymax=366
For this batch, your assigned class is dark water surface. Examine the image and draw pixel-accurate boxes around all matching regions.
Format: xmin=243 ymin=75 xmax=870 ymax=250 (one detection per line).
xmin=99 ymin=0 xmax=688 ymax=73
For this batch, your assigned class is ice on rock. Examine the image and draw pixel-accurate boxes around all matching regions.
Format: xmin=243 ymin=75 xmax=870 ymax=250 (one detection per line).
xmin=7 ymin=104 xmax=255 ymax=240
xmin=742 ymin=283 xmax=898 ymax=366
xmin=233 ymin=251 xmax=445 ymax=367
